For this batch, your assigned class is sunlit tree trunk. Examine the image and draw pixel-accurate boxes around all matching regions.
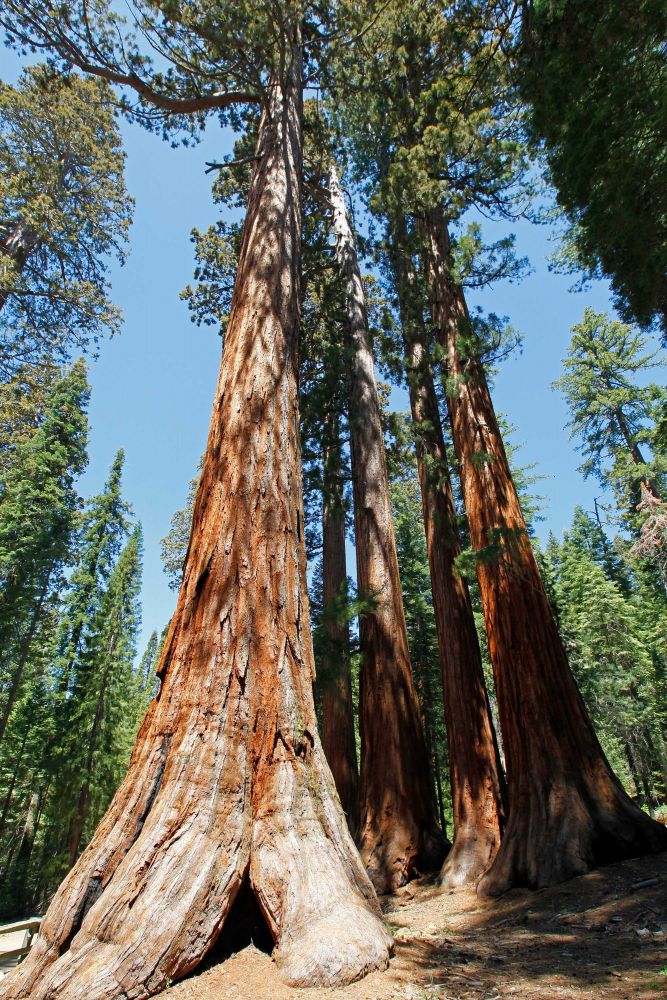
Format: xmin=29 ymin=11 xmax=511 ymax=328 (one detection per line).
xmin=421 ymin=204 xmax=667 ymax=896
xmin=319 ymin=416 xmax=359 ymax=834
xmin=392 ymin=242 xmax=506 ymax=887
xmin=3 ymin=39 xmax=391 ymax=1000
xmin=329 ymin=165 xmax=445 ymax=893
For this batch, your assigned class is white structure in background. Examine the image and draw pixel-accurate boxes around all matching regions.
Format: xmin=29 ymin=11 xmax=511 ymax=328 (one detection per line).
xmin=0 ymin=918 xmax=41 ymax=978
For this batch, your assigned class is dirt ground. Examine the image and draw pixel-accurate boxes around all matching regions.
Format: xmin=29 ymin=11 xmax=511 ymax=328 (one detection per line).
xmin=161 ymin=852 xmax=667 ymax=1000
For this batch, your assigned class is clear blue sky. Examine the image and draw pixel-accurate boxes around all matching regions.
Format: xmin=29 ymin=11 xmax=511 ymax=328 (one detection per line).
xmin=2 ymin=49 xmax=664 ymax=656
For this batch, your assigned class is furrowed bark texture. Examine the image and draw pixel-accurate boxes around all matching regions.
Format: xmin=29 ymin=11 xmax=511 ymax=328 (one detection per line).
xmin=392 ymin=246 xmax=506 ymax=887
xmin=1 ymin=46 xmax=391 ymax=1000
xmin=319 ymin=421 xmax=359 ymax=834
xmin=329 ymin=165 xmax=445 ymax=893
xmin=421 ymin=205 xmax=667 ymax=897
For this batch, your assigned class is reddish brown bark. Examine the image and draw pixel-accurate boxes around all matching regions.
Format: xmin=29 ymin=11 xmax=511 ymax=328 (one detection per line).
xmin=392 ymin=245 xmax=506 ymax=887
xmin=329 ymin=166 xmax=445 ymax=892
xmin=319 ymin=418 xmax=359 ymax=834
xmin=2 ymin=47 xmax=391 ymax=1000
xmin=421 ymin=205 xmax=667 ymax=896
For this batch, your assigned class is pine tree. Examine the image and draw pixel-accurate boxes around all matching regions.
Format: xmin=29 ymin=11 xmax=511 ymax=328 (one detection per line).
xmin=0 ymin=67 xmax=132 ymax=379
xmin=550 ymin=516 xmax=666 ymax=811
xmin=53 ymin=450 xmax=130 ymax=692
xmin=159 ymin=466 xmax=200 ymax=591
xmin=61 ymin=526 xmax=144 ymax=866
xmin=0 ymin=361 xmax=89 ymax=743
xmin=554 ymin=309 xmax=665 ymax=513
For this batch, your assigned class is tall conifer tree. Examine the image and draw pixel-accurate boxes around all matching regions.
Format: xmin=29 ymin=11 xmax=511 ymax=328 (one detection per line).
xmin=0 ymin=361 xmax=89 ymax=743
xmin=335 ymin=0 xmax=667 ymax=894
xmin=0 ymin=5 xmax=391 ymax=994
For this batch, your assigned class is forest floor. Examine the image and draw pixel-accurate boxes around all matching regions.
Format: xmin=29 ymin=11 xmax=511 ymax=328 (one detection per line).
xmin=162 ymin=852 xmax=667 ymax=1000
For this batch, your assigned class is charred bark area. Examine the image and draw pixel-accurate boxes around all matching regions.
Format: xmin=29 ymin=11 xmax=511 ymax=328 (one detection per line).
xmin=393 ymin=245 xmax=506 ymax=888
xmin=329 ymin=166 xmax=445 ymax=893
xmin=319 ymin=422 xmax=359 ymax=834
xmin=421 ymin=206 xmax=667 ymax=897
xmin=2 ymin=43 xmax=391 ymax=1000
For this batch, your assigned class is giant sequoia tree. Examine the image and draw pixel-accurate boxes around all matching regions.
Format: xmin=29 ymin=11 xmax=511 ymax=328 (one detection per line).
xmin=329 ymin=164 xmax=444 ymax=891
xmin=0 ymin=3 xmax=391 ymax=998
xmin=337 ymin=0 xmax=667 ymax=894
xmin=389 ymin=231 xmax=506 ymax=887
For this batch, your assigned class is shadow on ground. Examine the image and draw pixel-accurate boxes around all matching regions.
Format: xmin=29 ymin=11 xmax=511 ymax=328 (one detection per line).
xmin=162 ymin=852 xmax=667 ymax=1000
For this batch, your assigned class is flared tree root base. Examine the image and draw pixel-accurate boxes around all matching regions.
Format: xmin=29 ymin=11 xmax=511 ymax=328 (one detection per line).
xmin=477 ymin=782 xmax=667 ymax=898
xmin=1 ymin=717 xmax=393 ymax=1000
xmin=439 ymin=826 xmax=501 ymax=890
xmin=360 ymin=822 xmax=449 ymax=895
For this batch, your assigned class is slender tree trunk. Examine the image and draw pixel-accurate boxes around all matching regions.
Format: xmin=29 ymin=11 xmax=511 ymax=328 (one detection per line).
xmin=319 ymin=417 xmax=359 ymax=834
xmin=391 ymin=239 xmax=506 ymax=887
xmin=420 ymin=204 xmax=667 ymax=896
xmin=11 ymin=789 xmax=40 ymax=916
xmin=3 ymin=44 xmax=391 ymax=1000
xmin=612 ymin=406 xmax=661 ymax=499
xmin=329 ymin=164 xmax=445 ymax=892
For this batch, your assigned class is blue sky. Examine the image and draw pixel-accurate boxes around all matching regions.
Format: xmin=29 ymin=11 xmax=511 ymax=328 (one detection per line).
xmin=2 ymin=48 xmax=664 ymax=657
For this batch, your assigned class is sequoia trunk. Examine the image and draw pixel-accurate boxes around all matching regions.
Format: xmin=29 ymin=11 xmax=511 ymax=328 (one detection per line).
xmin=319 ymin=417 xmax=359 ymax=834
xmin=2 ymin=41 xmax=391 ymax=1000
xmin=329 ymin=165 xmax=445 ymax=892
xmin=392 ymin=243 xmax=506 ymax=887
xmin=421 ymin=205 xmax=667 ymax=896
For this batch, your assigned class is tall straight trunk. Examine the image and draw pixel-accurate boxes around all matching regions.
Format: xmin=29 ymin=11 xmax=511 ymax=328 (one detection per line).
xmin=319 ymin=417 xmax=359 ymax=834
xmin=11 ymin=789 xmax=41 ymax=916
xmin=3 ymin=43 xmax=391 ymax=1000
xmin=420 ymin=204 xmax=667 ymax=896
xmin=329 ymin=164 xmax=445 ymax=892
xmin=391 ymin=241 xmax=506 ymax=887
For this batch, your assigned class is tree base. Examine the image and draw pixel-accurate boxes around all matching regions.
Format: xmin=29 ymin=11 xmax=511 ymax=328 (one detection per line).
xmin=439 ymin=825 xmax=500 ymax=889
xmin=360 ymin=822 xmax=449 ymax=894
xmin=1 ymin=710 xmax=393 ymax=1000
xmin=477 ymin=779 xmax=667 ymax=897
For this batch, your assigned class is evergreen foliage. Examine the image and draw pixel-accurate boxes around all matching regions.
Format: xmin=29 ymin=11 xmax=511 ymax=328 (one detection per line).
xmin=522 ymin=0 xmax=667 ymax=334
xmin=0 ymin=361 xmax=90 ymax=744
xmin=0 ymin=67 xmax=132 ymax=378
xmin=0 ymin=376 xmax=154 ymax=917
xmin=547 ymin=508 xmax=666 ymax=810
xmin=554 ymin=309 xmax=666 ymax=523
